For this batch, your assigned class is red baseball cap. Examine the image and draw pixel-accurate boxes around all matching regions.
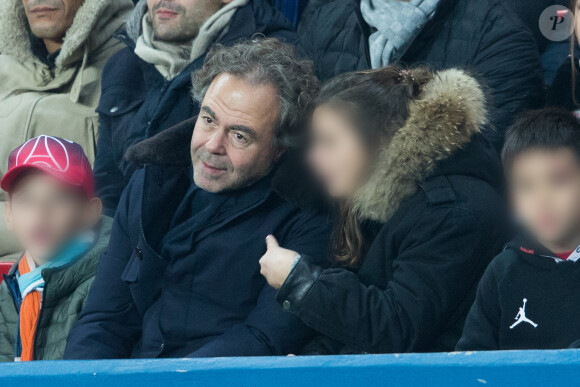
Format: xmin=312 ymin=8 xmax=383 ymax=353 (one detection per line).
xmin=1 ymin=135 xmax=94 ymax=197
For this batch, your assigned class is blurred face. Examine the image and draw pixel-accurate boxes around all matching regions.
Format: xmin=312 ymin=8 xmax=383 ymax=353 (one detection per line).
xmin=22 ymin=0 xmax=84 ymax=47
xmin=4 ymin=172 xmax=102 ymax=264
xmin=191 ymin=73 xmax=283 ymax=193
xmin=510 ymin=148 xmax=580 ymax=251
xmin=147 ymin=0 xmax=228 ymax=43
xmin=308 ymin=104 xmax=373 ymax=200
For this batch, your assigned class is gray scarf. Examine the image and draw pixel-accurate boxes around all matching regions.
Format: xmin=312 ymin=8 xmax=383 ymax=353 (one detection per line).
xmin=360 ymin=0 xmax=439 ymax=69
xmin=134 ymin=0 xmax=248 ymax=80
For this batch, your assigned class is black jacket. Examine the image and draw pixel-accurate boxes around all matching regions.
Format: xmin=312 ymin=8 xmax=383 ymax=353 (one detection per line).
xmin=457 ymin=236 xmax=580 ymax=351
xmin=297 ymin=0 xmax=545 ymax=151
xmin=94 ymin=0 xmax=295 ymax=215
xmin=275 ymin=70 xmax=511 ymax=354
xmin=547 ymin=57 xmax=580 ymax=114
xmin=64 ymin=120 xmax=331 ymax=359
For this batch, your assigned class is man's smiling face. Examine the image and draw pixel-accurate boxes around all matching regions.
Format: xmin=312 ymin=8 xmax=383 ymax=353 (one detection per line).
xmin=147 ymin=0 xmax=226 ymax=43
xmin=191 ymin=73 xmax=283 ymax=193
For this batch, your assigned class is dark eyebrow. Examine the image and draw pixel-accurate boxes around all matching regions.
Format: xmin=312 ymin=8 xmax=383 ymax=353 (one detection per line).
xmin=201 ymin=105 xmax=257 ymax=139
xmin=229 ymin=125 xmax=258 ymax=139
xmin=201 ymin=106 xmax=216 ymax=120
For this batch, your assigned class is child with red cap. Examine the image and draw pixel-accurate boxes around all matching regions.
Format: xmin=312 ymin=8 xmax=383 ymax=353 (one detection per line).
xmin=0 ymin=135 xmax=110 ymax=362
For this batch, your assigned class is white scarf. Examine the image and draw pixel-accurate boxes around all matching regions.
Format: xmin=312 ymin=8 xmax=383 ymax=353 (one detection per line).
xmin=134 ymin=0 xmax=249 ymax=80
xmin=360 ymin=0 xmax=439 ymax=69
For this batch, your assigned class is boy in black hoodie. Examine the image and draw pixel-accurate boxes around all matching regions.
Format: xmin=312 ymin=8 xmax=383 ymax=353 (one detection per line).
xmin=457 ymin=108 xmax=580 ymax=350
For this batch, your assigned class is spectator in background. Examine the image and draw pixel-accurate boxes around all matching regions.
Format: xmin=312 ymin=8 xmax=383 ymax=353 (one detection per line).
xmin=0 ymin=0 xmax=133 ymax=262
xmin=520 ymin=0 xmax=576 ymax=86
xmin=259 ymin=67 xmax=510 ymax=354
xmin=0 ymin=136 xmax=108 ymax=362
xmin=457 ymin=109 xmax=580 ymax=350
xmin=547 ymin=0 xmax=580 ymax=117
xmin=94 ymin=0 xmax=295 ymax=215
xmin=297 ymin=0 xmax=545 ymax=152
xmin=64 ymin=39 xmax=331 ymax=359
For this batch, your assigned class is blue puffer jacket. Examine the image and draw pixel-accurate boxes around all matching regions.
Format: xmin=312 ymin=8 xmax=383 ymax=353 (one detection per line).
xmin=94 ymin=0 xmax=295 ymax=215
xmin=64 ymin=121 xmax=332 ymax=359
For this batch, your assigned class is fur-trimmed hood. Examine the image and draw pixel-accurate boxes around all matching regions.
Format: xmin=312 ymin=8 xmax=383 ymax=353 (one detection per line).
xmin=126 ymin=0 xmax=149 ymax=43
xmin=0 ymin=0 xmax=133 ymax=69
xmin=352 ymin=68 xmax=488 ymax=222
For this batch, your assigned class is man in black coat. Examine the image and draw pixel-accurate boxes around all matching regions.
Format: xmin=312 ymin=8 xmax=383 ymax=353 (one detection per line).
xmin=64 ymin=39 xmax=331 ymax=359
xmin=297 ymin=0 xmax=545 ymax=151
xmin=94 ymin=0 xmax=296 ymax=214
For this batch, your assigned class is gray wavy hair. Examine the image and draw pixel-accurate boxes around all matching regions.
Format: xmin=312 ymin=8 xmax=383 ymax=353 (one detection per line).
xmin=191 ymin=37 xmax=320 ymax=147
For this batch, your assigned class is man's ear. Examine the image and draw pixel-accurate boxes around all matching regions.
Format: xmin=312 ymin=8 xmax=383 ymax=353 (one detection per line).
xmin=3 ymin=201 xmax=13 ymax=231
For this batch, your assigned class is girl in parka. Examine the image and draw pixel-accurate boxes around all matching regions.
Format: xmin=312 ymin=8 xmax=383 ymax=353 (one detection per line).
xmin=259 ymin=66 xmax=511 ymax=354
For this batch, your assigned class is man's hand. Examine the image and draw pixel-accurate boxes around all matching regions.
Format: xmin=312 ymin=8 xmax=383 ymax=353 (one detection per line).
xmin=259 ymin=235 xmax=299 ymax=289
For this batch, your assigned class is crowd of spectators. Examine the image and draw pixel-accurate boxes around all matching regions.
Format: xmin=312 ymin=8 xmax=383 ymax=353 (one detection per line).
xmin=0 ymin=0 xmax=578 ymax=361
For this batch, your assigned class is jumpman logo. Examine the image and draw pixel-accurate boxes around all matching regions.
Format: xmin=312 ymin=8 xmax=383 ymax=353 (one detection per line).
xmin=509 ymin=298 xmax=538 ymax=329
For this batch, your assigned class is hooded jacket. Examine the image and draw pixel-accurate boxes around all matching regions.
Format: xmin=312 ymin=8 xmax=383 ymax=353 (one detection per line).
xmin=296 ymin=0 xmax=544 ymax=152
xmin=275 ymin=69 xmax=511 ymax=354
xmin=0 ymin=0 xmax=133 ymax=262
xmin=64 ymin=119 xmax=331 ymax=359
xmin=93 ymin=0 xmax=295 ymax=216
xmin=456 ymin=236 xmax=580 ymax=351
xmin=0 ymin=217 xmax=112 ymax=361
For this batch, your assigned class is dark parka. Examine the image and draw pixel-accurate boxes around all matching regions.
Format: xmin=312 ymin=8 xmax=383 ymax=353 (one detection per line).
xmin=64 ymin=120 xmax=331 ymax=359
xmin=297 ymin=0 xmax=545 ymax=151
xmin=94 ymin=0 xmax=295 ymax=215
xmin=0 ymin=218 xmax=112 ymax=361
xmin=547 ymin=58 xmax=580 ymax=114
xmin=276 ymin=70 xmax=511 ymax=354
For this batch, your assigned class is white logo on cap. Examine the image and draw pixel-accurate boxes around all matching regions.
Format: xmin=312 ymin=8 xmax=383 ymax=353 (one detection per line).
xmin=15 ymin=135 xmax=70 ymax=172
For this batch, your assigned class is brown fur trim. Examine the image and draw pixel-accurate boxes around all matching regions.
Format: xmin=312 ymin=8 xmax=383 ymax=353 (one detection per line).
xmin=352 ymin=69 xmax=487 ymax=222
xmin=125 ymin=117 xmax=196 ymax=167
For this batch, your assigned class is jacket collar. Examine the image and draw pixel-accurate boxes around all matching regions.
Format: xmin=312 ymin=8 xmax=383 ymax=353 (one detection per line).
xmin=352 ymin=69 xmax=487 ymax=223
xmin=508 ymin=234 xmax=580 ymax=265
xmin=0 ymin=0 xmax=133 ymax=70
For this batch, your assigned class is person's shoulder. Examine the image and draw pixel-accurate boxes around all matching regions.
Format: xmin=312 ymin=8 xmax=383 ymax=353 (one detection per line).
xmin=449 ymin=176 xmax=505 ymax=221
xmin=299 ymin=0 xmax=358 ymax=33
xmin=471 ymin=0 xmax=533 ymax=34
xmin=102 ymin=45 xmax=143 ymax=80
xmin=485 ymin=245 xmax=521 ymax=278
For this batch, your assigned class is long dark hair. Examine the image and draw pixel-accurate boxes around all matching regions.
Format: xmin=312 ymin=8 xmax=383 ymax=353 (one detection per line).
xmin=314 ymin=66 xmax=433 ymax=268
xmin=572 ymin=0 xmax=578 ymax=106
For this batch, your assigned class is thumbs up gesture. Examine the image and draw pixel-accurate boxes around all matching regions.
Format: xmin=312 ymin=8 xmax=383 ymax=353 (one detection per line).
xmin=259 ymin=235 xmax=299 ymax=290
